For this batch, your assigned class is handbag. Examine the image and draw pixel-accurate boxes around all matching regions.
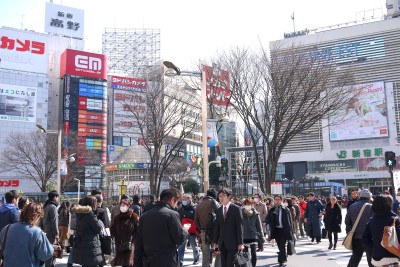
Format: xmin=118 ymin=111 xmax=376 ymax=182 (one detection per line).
xmin=381 ymin=217 xmax=400 ymax=257
xmin=322 ymin=228 xmax=328 ymax=239
xmin=342 ymin=203 xmax=368 ymax=250
xmin=233 ymin=251 xmax=252 ymax=267
xmin=287 ymin=240 xmax=296 ymax=255
xmin=119 ymin=241 xmax=133 ymax=252
xmin=0 ymin=224 xmax=11 ymax=267
xmin=52 ymin=240 xmax=63 ymax=259
xmin=99 ymin=226 xmax=112 ymax=255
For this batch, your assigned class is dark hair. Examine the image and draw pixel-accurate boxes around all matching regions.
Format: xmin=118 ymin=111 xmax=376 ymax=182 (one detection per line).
xmin=298 ymin=195 xmax=304 ymax=199
xmin=48 ymin=190 xmax=59 ymax=200
xmin=286 ymin=198 xmax=293 ymax=206
xmin=308 ymin=192 xmax=315 ymax=197
xmin=95 ymin=195 xmax=103 ymax=204
xmin=218 ymin=188 xmax=232 ymax=197
xmin=160 ymin=188 xmax=181 ymax=202
xmin=82 ymin=196 xmax=97 ymax=211
xmin=18 ymin=197 xmax=30 ymax=210
xmin=20 ymin=203 xmax=43 ymax=225
xmin=274 ymin=195 xmax=283 ymax=200
xmin=5 ymin=191 xmax=17 ymax=203
xmin=149 ymin=194 xmax=156 ymax=201
xmin=372 ymin=195 xmax=393 ymax=214
xmin=121 ymin=194 xmax=129 ymax=200
xmin=206 ymin=189 xmax=217 ymax=199
xmin=91 ymin=188 xmax=102 ymax=195
xmin=254 ymin=193 xmax=261 ymax=198
xmin=132 ymin=194 xmax=141 ymax=204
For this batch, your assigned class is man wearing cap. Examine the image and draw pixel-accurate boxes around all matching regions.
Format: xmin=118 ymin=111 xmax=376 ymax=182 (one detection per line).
xmin=345 ymin=189 xmax=374 ymax=267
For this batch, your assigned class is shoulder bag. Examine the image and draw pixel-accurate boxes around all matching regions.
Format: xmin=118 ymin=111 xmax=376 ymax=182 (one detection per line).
xmin=342 ymin=203 xmax=368 ymax=250
xmin=0 ymin=224 xmax=11 ymax=267
xmin=381 ymin=217 xmax=400 ymax=257
xmin=233 ymin=251 xmax=252 ymax=267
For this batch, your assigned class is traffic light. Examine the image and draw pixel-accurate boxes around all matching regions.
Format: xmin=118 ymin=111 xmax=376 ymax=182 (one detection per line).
xmin=385 ymin=151 xmax=396 ymax=168
xmin=221 ymin=158 xmax=229 ymax=174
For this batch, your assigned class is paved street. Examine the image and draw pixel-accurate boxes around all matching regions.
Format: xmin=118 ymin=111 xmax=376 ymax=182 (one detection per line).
xmin=55 ymin=208 xmax=367 ymax=267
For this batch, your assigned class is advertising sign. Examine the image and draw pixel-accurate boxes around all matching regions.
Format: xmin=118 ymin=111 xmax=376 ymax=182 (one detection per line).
xmin=45 ymin=2 xmax=84 ymax=39
xmin=314 ymin=160 xmax=357 ymax=173
xmin=358 ymin=156 xmax=400 ymax=171
xmin=203 ymin=65 xmax=230 ymax=106
xmin=0 ymin=83 xmax=36 ymax=122
xmin=207 ymin=121 xmax=219 ymax=147
xmin=60 ymin=49 xmax=107 ymax=80
xmin=112 ymin=76 xmax=147 ymax=140
xmin=0 ymin=28 xmax=48 ymax=73
xmin=271 ymin=182 xmax=283 ymax=195
xmin=393 ymin=171 xmax=400 ymax=193
xmin=329 ymin=81 xmax=388 ymax=141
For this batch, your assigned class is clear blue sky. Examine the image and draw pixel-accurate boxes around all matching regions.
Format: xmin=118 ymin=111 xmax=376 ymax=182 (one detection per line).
xmin=0 ymin=0 xmax=386 ymax=70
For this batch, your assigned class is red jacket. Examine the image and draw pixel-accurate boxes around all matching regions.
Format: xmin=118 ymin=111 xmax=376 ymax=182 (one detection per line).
xmin=298 ymin=201 xmax=307 ymax=219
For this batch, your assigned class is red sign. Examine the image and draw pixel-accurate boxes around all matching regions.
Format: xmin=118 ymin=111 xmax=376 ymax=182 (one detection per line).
xmin=203 ymin=65 xmax=230 ymax=106
xmin=0 ymin=180 xmax=19 ymax=187
xmin=60 ymin=49 xmax=107 ymax=79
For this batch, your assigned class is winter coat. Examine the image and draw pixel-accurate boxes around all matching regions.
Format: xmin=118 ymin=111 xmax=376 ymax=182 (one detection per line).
xmin=0 ymin=203 xmax=20 ymax=231
xmin=323 ymin=203 xmax=342 ymax=233
xmin=254 ymin=202 xmax=268 ymax=223
xmin=134 ymin=201 xmax=188 ymax=267
xmin=72 ymin=205 xmax=103 ymax=266
xmin=298 ymin=201 xmax=307 ymax=219
xmin=96 ymin=207 xmax=110 ymax=228
xmin=43 ymin=200 xmax=59 ymax=243
xmin=178 ymin=202 xmax=196 ymax=234
xmin=110 ymin=210 xmax=139 ymax=267
xmin=242 ymin=208 xmax=264 ymax=241
xmin=347 ymin=197 xmax=359 ymax=210
xmin=345 ymin=199 xmax=373 ymax=239
xmin=304 ymin=200 xmax=324 ymax=238
xmin=266 ymin=205 xmax=293 ymax=241
xmin=0 ymin=222 xmax=54 ymax=267
xmin=363 ymin=211 xmax=400 ymax=261
xmin=143 ymin=201 xmax=157 ymax=213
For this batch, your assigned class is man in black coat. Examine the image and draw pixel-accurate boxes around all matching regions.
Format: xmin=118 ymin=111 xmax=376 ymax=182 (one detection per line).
xmin=266 ymin=195 xmax=294 ymax=267
xmin=213 ymin=188 xmax=244 ymax=267
xmin=134 ymin=188 xmax=188 ymax=267
xmin=143 ymin=195 xmax=157 ymax=213
xmin=347 ymin=189 xmax=359 ymax=210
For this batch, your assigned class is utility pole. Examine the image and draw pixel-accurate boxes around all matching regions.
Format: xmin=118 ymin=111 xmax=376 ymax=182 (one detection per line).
xmin=291 ymin=12 xmax=296 ymax=33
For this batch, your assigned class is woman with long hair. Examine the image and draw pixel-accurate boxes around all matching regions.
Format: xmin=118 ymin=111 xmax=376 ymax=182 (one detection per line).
xmin=58 ymin=201 xmax=70 ymax=250
xmin=323 ymin=196 xmax=342 ymax=250
xmin=73 ymin=196 xmax=104 ymax=267
xmin=364 ymin=195 xmax=400 ymax=267
xmin=0 ymin=203 xmax=54 ymax=267
xmin=242 ymin=198 xmax=264 ymax=267
xmin=110 ymin=198 xmax=139 ymax=267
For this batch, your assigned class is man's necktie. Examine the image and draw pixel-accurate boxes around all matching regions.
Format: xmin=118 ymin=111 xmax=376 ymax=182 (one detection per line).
xmin=223 ymin=206 xmax=227 ymax=220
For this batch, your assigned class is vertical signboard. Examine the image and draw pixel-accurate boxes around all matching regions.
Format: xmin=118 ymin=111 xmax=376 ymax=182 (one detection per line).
xmin=111 ymin=75 xmax=147 ymax=145
xmin=203 ymin=65 xmax=230 ymax=106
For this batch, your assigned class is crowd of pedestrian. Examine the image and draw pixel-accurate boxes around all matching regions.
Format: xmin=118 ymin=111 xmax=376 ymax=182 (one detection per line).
xmin=1 ymin=187 xmax=400 ymax=267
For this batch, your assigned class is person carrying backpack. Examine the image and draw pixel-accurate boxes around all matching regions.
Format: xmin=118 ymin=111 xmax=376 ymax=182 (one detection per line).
xmin=194 ymin=189 xmax=220 ymax=267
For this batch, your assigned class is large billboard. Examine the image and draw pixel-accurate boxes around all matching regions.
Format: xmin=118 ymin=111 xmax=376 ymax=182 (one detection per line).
xmin=45 ymin=2 xmax=84 ymax=39
xmin=329 ymin=81 xmax=388 ymax=141
xmin=111 ymin=76 xmax=147 ymax=142
xmin=0 ymin=83 xmax=36 ymax=122
xmin=0 ymin=28 xmax=48 ymax=73
xmin=60 ymin=49 xmax=107 ymax=80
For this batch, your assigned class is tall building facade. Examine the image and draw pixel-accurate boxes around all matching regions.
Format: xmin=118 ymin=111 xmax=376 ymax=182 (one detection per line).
xmin=271 ymin=17 xmax=400 ymax=196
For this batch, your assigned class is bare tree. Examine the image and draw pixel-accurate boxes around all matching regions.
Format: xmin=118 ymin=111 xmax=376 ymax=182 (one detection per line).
xmin=218 ymin=44 xmax=357 ymax=194
xmin=0 ymin=132 xmax=58 ymax=192
xmin=116 ymin=69 xmax=201 ymax=195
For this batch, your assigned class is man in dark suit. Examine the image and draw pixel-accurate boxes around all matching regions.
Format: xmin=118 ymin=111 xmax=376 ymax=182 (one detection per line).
xmin=266 ymin=195 xmax=294 ymax=267
xmin=213 ymin=188 xmax=244 ymax=267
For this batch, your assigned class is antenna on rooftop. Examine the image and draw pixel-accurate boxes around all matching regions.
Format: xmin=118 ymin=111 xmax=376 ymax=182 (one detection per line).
xmin=291 ymin=12 xmax=296 ymax=33
xmin=20 ymin=15 xmax=25 ymax=30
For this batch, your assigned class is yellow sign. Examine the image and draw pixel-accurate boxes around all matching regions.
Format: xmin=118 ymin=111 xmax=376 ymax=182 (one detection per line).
xmin=120 ymin=185 xmax=127 ymax=195
xmin=120 ymin=179 xmax=126 ymax=185
xmin=17 ymin=189 xmax=23 ymax=198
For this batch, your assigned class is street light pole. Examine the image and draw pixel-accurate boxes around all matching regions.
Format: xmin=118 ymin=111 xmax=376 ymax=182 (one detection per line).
xmin=201 ymin=70 xmax=209 ymax=192
xmin=36 ymin=124 xmax=62 ymax=194
xmin=74 ymin=178 xmax=80 ymax=200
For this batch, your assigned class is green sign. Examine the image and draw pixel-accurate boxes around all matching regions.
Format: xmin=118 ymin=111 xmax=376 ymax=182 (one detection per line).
xmin=337 ymin=148 xmax=383 ymax=159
